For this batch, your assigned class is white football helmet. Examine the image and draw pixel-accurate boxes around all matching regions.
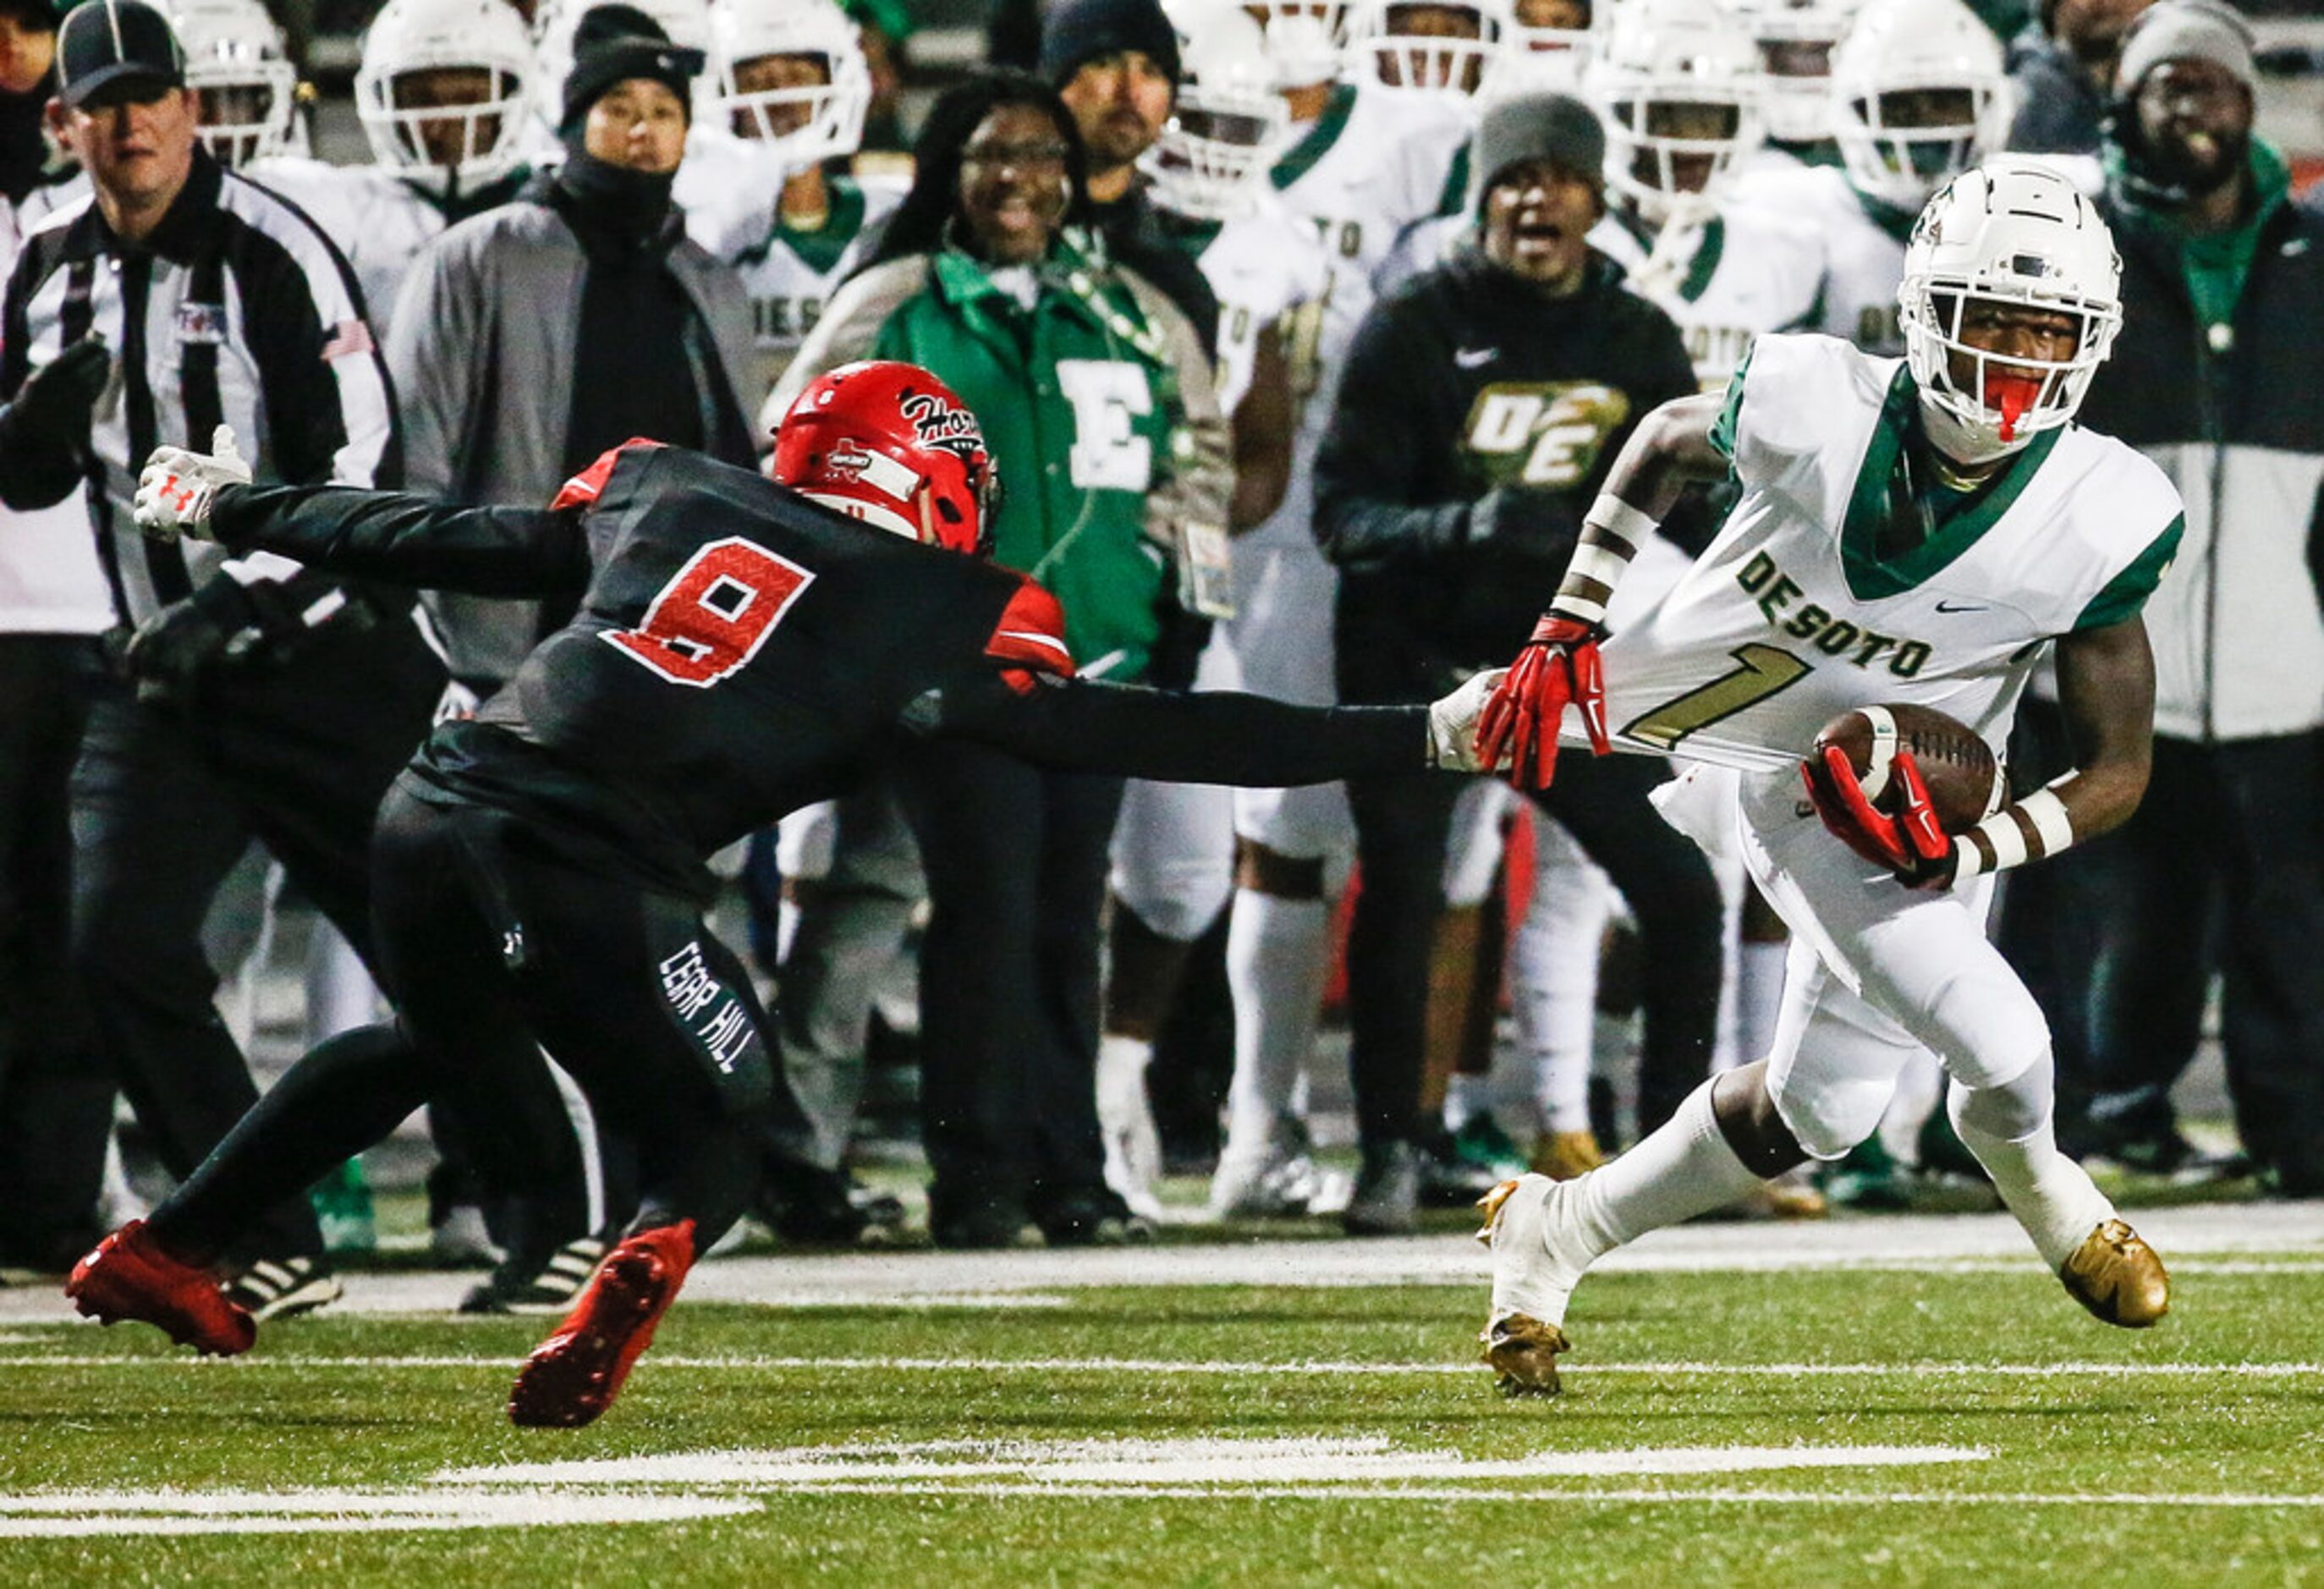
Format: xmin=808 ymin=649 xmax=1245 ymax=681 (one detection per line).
xmin=534 ymin=0 xmax=716 ymax=131
xmin=1900 ymin=159 xmax=2123 ymax=465
xmin=1587 ymin=0 xmax=1762 ymax=223
xmin=1248 ymin=3 xmax=1351 ymax=90
xmin=1147 ymin=3 xmax=1288 ymax=220
xmin=708 ymin=0 xmax=871 ymax=164
xmin=1483 ymin=0 xmax=1599 ymax=96
xmin=171 ymin=0 xmax=299 ymax=167
xmin=357 ymin=0 xmax=535 ymax=192
xmin=1341 ymin=0 xmax=1511 ymax=97
xmin=1830 ymin=0 xmax=2006 ymax=212
xmin=1727 ymin=0 xmax=1859 ymax=146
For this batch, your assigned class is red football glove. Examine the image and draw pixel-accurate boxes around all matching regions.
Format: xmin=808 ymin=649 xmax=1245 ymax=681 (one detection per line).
xmin=1801 ymin=745 xmax=1955 ymax=888
xmin=1473 ymin=614 xmax=1610 ymax=791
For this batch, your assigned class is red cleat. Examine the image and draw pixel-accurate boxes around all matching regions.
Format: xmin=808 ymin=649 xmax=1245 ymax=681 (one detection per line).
xmin=507 ymin=1221 xmax=695 ymax=1429
xmin=65 ymin=1222 xmax=255 ymax=1357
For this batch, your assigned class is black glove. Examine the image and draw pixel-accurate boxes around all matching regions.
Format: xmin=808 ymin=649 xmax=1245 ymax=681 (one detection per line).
xmin=123 ymin=578 xmax=258 ymax=704
xmin=6 ymin=337 xmax=110 ymax=451
xmin=1465 ymin=486 xmax=1578 ymax=559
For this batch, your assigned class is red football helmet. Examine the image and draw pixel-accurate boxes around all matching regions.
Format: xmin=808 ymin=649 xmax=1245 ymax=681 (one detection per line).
xmin=769 ymin=360 xmax=1000 ymax=557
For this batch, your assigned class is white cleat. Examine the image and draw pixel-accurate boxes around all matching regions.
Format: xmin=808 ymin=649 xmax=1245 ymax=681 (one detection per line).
xmin=1475 ymin=1174 xmax=1594 ymax=1397
xmin=1209 ymin=1125 xmax=1326 ymax=1220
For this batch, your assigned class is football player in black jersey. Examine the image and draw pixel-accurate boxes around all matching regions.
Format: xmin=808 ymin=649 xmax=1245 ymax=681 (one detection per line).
xmin=69 ymin=360 xmax=1503 ymax=1428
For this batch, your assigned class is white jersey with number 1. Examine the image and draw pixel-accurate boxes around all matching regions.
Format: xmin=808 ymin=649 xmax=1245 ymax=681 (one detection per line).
xmin=1591 ymin=333 xmax=2184 ymax=775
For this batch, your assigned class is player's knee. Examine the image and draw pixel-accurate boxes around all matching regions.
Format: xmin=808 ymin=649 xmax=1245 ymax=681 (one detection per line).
xmin=1771 ymin=1075 xmax=1892 ymax=1162
xmin=1114 ymin=869 xmax=1232 ymax=943
xmin=1236 ymin=838 xmax=1326 ymax=899
xmin=1948 ymin=1053 xmax=2054 ymax=1144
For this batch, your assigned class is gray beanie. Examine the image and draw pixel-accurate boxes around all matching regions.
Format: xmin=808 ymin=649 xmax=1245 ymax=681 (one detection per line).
xmin=2115 ymin=0 xmax=2256 ymax=97
xmin=1467 ymin=92 xmax=1607 ymax=217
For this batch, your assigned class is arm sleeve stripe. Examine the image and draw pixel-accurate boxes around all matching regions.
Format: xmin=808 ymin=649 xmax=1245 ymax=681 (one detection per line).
xmin=1706 ymin=338 xmax=1755 ymax=462
xmin=2074 ymin=513 xmax=2184 ymax=631
xmin=217 ymin=177 xmax=401 ymax=490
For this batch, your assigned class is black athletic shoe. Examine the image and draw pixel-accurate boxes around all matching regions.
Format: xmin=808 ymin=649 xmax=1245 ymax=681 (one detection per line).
xmin=1343 ymin=1141 xmax=1422 ymax=1236
xmin=755 ymin=1159 xmax=875 ymax=1246
xmin=1032 ymin=1186 xmax=1155 ymax=1247
xmin=223 ymin=1255 xmax=342 ymax=1321
xmin=928 ymin=1191 xmax=1042 ymax=1251
xmin=459 ymin=1233 xmax=608 ymax=1316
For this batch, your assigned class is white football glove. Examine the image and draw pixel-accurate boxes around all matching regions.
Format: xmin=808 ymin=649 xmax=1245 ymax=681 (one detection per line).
xmin=135 ymin=425 xmax=251 ymax=542
xmin=1427 ymin=668 xmax=1512 ymax=773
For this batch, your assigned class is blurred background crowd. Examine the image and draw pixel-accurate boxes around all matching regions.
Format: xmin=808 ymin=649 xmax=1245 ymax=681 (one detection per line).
xmin=0 ymin=0 xmax=2317 ymax=1317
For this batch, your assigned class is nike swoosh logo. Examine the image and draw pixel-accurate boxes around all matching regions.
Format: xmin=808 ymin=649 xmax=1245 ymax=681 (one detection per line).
xmin=1934 ymin=601 xmax=1986 ymax=613
xmin=1455 ymin=348 xmax=1497 ymax=369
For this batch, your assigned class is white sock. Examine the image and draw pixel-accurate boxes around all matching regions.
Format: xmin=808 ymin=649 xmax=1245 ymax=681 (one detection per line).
xmin=1734 ymin=940 xmax=1787 ymax=1067
xmin=1445 ymin=1071 xmax=1491 ymax=1132
xmin=1096 ymin=1035 xmax=1162 ymax=1218
xmin=1514 ymin=835 xmax=1608 ymax=1135
xmin=1223 ymin=888 xmax=1330 ymax=1146
xmin=1948 ymin=1081 xmax=2113 ymax=1270
xmin=1570 ymin=1079 xmax=1764 ymax=1258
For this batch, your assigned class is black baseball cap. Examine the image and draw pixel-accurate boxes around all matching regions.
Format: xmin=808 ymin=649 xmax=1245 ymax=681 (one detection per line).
xmin=57 ymin=0 xmax=187 ymax=109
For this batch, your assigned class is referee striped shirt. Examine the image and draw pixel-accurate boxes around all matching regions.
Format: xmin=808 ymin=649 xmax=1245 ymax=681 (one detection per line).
xmin=0 ymin=148 xmax=399 ymax=629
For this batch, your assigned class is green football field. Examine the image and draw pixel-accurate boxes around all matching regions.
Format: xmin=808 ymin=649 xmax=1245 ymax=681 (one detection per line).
xmin=4 ymin=1203 xmax=2321 ymax=1586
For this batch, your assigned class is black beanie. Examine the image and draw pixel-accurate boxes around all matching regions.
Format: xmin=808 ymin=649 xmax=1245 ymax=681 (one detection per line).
xmin=1039 ymin=0 xmax=1180 ymax=89
xmin=559 ymin=4 xmax=707 ymax=135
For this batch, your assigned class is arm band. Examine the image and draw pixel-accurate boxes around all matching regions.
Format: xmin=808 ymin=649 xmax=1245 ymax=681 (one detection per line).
xmin=1551 ymin=494 xmax=1660 ymax=628
xmin=1951 ymin=781 xmax=2077 ymax=882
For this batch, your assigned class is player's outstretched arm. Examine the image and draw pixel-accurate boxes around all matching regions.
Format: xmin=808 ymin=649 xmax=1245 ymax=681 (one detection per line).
xmin=914 ymin=673 xmax=1487 ymax=787
xmin=187 ymin=479 xmax=591 ymax=597
xmin=1952 ymin=616 xmax=2155 ymax=883
xmin=1475 ymin=392 xmax=1728 ymax=788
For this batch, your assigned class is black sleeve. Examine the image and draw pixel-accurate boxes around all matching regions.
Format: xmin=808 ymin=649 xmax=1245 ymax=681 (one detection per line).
xmin=0 ymin=243 xmax=86 ymax=510
xmin=1311 ymin=290 xmax=1556 ymax=571
xmin=917 ymin=674 xmax=1425 ymax=784
xmin=210 ymin=483 xmax=592 ymax=597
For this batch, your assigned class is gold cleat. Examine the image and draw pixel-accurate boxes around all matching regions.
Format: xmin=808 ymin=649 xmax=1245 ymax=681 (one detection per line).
xmin=2058 ymin=1218 xmax=2170 ymax=1328
xmin=1529 ymin=1129 xmax=1605 ymax=1182
xmin=1475 ymin=1177 xmax=1523 ymax=1240
xmin=1481 ymin=1312 xmax=1570 ymax=1397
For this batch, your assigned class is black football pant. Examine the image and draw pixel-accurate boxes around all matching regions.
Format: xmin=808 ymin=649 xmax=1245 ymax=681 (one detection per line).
xmin=2078 ymin=732 xmax=2324 ymax=1194
xmin=902 ymin=740 xmax=1124 ymax=1221
xmin=150 ymin=784 xmax=804 ymax=1263
xmin=70 ymin=614 xmax=445 ymax=1262
xmin=0 ymin=635 xmax=112 ymax=1264
xmin=1343 ymin=752 xmax=1723 ymax=1147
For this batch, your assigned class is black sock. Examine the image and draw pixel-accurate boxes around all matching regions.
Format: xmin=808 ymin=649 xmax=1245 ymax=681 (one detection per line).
xmin=150 ymin=1023 xmax=431 ymax=1264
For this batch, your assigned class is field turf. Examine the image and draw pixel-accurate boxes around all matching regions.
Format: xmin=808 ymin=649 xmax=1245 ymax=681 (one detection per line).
xmin=3 ymin=1205 xmax=2321 ymax=1586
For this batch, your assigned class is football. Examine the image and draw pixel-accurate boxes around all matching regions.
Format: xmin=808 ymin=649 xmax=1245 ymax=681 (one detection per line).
xmin=1812 ymin=702 xmax=2003 ymax=834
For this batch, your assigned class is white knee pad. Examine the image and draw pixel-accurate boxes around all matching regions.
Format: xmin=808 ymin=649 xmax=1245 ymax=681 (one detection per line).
xmin=1441 ymin=781 xmax=1512 ymax=908
xmin=1769 ymin=1069 xmax=1894 ymax=1162
xmin=1233 ymin=781 xmax=1354 ymax=877
xmin=1111 ymin=780 xmax=1235 ymax=942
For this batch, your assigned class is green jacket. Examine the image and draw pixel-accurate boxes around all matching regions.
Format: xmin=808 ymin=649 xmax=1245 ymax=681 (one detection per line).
xmin=777 ymin=236 xmax=1229 ymax=682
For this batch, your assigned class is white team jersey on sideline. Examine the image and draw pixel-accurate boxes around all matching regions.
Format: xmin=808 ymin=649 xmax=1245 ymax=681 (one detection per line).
xmin=244 ymin=157 xmax=476 ymax=339
xmin=1591 ymin=334 xmax=2184 ymax=773
xmin=1595 ymin=201 xmax=1825 ymax=393
xmin=1243 ymin=80 xmax=1469 ymax=552
xmin=719 ymin=171 xmax=904 ymax=399
xmin=1186 ymin=191 xmax=1329 ymax=416
xmin=1731 ymin=162 xmax=1909 ymax=355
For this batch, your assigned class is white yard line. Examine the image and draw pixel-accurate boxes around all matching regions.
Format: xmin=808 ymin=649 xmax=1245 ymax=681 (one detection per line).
xmin=3 ymin=1352 xmax=2317 ymax=1377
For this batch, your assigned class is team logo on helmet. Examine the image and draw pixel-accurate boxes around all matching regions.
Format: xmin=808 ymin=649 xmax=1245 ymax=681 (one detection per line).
xmin=899 ymin=391 xmax=986 ymax=464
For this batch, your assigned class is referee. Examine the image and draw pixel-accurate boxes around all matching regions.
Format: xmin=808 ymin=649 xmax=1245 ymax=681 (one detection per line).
xmin=0 ymin=1 xmax=441 ymax=1314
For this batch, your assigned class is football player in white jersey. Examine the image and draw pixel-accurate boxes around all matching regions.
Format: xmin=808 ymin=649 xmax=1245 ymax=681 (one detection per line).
xmin=1733 ymin=0 xmax=2008 ymax=357
xmin=705 ymin=0 xmax=895 ymax=397
xmin=170 ymin=0 xmax=301 ymax=168
xmin=249 ymin=0 xmax=537 ymax=335
xmin=1099 ymin=2 xmax=1330 ymax=1217
xmin=1342 ymin=0 xmax=1508 ymax=96
xmin=1727 ymin=0 xmax=1858 ymax=173
xmin=1203 ymin=3 xmax=1469 ymax=1218
xmin=1474 ymin=159 xmax=2179 ymax=1394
